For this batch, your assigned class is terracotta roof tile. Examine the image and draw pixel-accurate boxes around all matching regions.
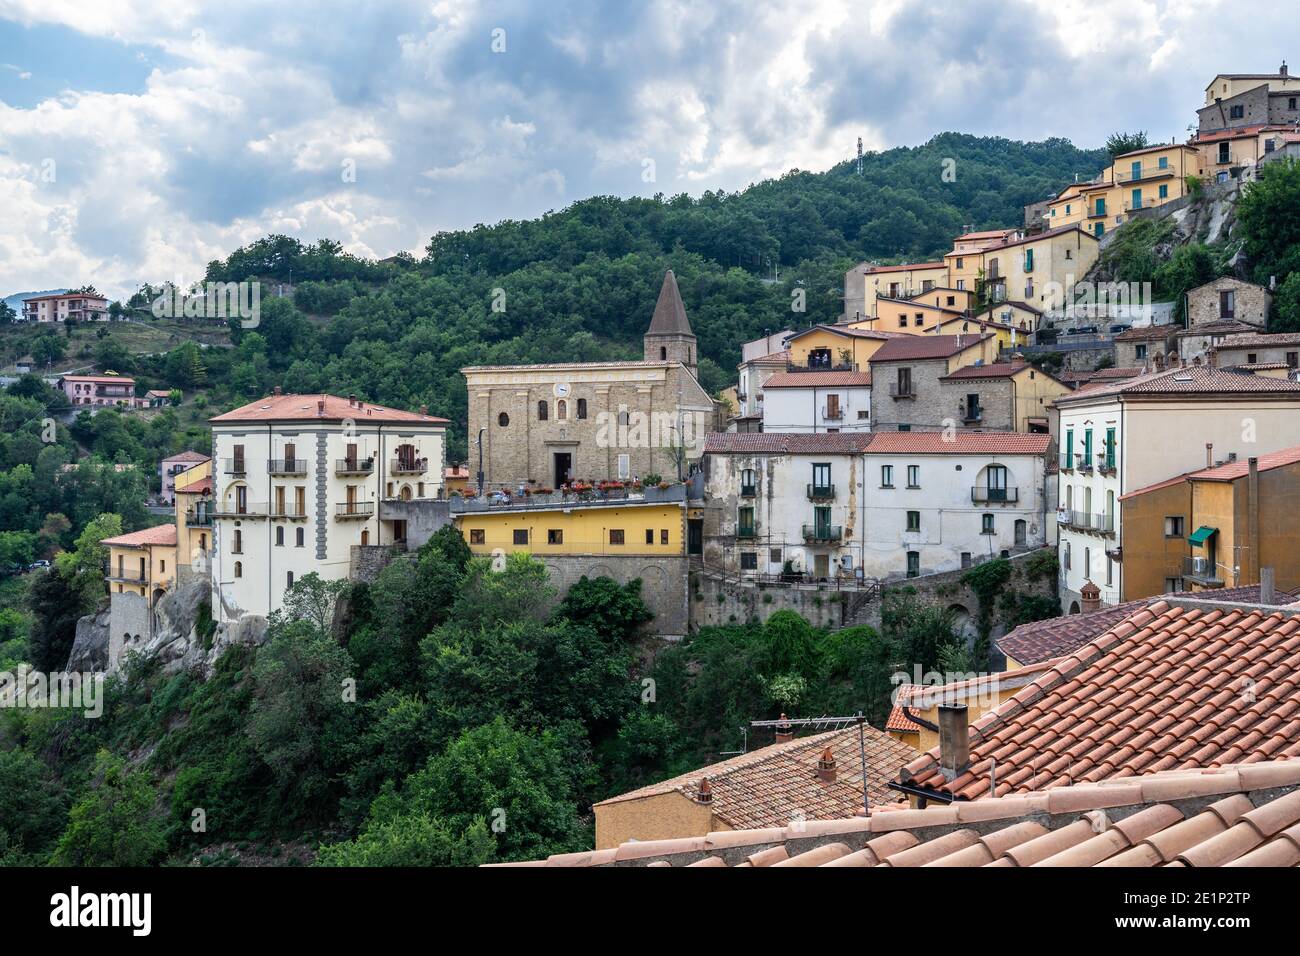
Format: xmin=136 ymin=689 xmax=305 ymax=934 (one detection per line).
xmin=1217 ymin=331 xmax=1300 ymax=348
xmin=869 ymin=334 xmax=993 ymax=363
xmin=498 ymin=759 xmax=1300 ymax=867
xmin=210 ymin=393 xmax=448 ymax=424
xmin=594 ymin=725 xmax=913 ymax=832
xmin=1055 ymin=364 xmax=1300 ymax=404
xmin=704 ymin=433 xmax=872 ymax=455
xmin=101 ymin=524 xmax=178 ymax=548
xmin=864 ymin=432 xmax=1051 ymax=455
xmin=761 ymin=371 xmax=872 ymax=388
xmin=907 ymin=599 xmax=1300 ymax=800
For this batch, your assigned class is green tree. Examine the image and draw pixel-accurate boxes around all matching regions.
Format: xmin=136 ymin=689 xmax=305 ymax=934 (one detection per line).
xmin=1106 ymin=131 xmax=1149 ymax=159
xmin=51 ymin=750 xmax=166 ymax=866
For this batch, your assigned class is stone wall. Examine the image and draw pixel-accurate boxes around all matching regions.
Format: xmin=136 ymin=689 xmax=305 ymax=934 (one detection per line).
xmin=540 ymin=554 xmax=690 ymax=638
xmin=378 ymin=499 xmax=451 ymax=551
xmin=1187 ymin=277 xmax=1270 ymax=329
xmin=870 ymin=358 xmax=950 ymax=429
xmin=690 ymin=565 xmax=851 ymax=630
xmin=108 ymin=591 xmax=154 ymax=672
xmin=939 ymin=377 xmax=1014 ymax=429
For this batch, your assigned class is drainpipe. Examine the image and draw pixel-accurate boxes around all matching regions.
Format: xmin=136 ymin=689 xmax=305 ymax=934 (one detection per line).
xmin=266 ymin=422 xmax=273 ymax=617
xmin=1248 ymin=456 xmax=1259 ymax=585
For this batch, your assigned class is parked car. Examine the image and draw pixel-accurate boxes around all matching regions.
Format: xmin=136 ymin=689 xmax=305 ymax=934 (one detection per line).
xmin=1109 ymin=323 xmax=1132 ymax=334
xmin=26 ymin=559 xmax=50 ymax=571
xmin=1066 ymin=325 xmax=1099 ymax=335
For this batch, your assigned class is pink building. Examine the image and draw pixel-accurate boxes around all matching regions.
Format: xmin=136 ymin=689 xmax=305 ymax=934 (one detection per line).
xmin=23 ymin=292 xmax=109 ymax=322
xmin=60 ymin=374 xmax=139 ymax=408
xmin=159 ymin=450 xmax=211 ymax=504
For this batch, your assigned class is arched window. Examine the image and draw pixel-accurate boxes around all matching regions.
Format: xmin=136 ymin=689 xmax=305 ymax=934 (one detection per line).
xmin=659 ymin=346 xmax=667 ymax=360
xmin=576 ymin=398 xmax=587 ymax=419
xmin=557 ymin=399 xmax=567 ymax=420
xmin=234 ymin=561 xmax=242 ymax=578
xmin=537 ymin=401 xmax=548 ymax=421
xmin=275 ymin=526 xmax=284 ymax=546
xmin=233 ymin=529 xmax=242 ymax=553
xmin=618 ymin=410 xmax=630 ymax=427
xmin=498 ymin=412 xmax=509 ymax=427
xmin=296 ymin=528 xmax=305 ymax=547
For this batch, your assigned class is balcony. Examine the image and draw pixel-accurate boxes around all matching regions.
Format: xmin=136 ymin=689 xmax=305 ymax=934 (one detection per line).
xmin=223 ymin=458 xmax=247 ymax=476
xmin=807 ymin=484 xmax=836 ymax=501
xmin=822 ymin=406 xmax=844 ymax=420
xmin=1087 ymin=207 xmax=1108 ymax=220
xmin=269 ymin=504 xmax=310 ymax=520
xmin=739 ymin=484 xmax=757 ymax=497
xmin=888 ymin=383 xmax=915 ymax=399
xmin=1058 ymin=453 xmax=1074 ymax=472
xmin=963 ymin=406 xmax=983 ymax=424
xmin=107 ymin=572 xmax=148 ymax=585
xmin=336 ymin=501 xmax=375 ymax=519
xmin=971 ymin=485 xmax=1019 ymax=504
xmin=390 ymin=458 xmax=428 ymax=475
xmin=210 ymin=502 xmax=269 ymax=518
xmin=185 ymin=510 xmax=213 ymax=528
xmin=737 ymin=525 xmax=757 ymax=540
xmin=268 ymin=458 xmax=308 ymax=476
xmin=1059 ymin=510 xmax=1115 ymax=535
xmin=802 ymin=524 xmax=841 ymax=543
xmin=336 ymin=458 xmax=375 ymax=476
xmin=1115 ymin=166 xmax=1174 ymax=184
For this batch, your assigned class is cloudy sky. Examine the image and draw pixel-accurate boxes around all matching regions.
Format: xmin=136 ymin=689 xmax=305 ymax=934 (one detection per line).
xmin=0 ymin=0 xmax=1292 ymax=299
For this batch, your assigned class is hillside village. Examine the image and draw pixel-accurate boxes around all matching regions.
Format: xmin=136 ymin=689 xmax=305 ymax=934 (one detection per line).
xmin=7 ymin=61 xmax=1300 ymax=873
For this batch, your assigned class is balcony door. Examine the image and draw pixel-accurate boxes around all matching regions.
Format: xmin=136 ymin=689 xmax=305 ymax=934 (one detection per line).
xmin=814 ymin=505 xmax=832 ymax=538
xmin=235 ymin=485 xmax=247 ymax=515
xmin=987 ymin=465 xmax=1008 ymax=502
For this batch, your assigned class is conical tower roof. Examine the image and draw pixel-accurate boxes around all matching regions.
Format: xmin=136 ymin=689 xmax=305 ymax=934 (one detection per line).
xmin=646 ymin=270 xmax=694 ymax=337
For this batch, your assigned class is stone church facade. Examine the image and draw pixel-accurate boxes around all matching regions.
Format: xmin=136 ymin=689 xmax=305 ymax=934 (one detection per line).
xmin=463 ymin=271 xmax=724 ymax=490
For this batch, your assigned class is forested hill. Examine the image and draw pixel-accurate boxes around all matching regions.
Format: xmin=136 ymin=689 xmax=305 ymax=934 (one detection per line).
xmin=196 ymin=134 xmax=1108 ymax=458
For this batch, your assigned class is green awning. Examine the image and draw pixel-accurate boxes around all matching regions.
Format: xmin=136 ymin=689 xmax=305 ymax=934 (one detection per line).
xmin=1187 ymin=526 xmax=1218 ymax=545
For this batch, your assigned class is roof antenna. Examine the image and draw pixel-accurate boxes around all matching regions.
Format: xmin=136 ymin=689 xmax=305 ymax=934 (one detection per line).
xmin=751 ymin=711 xmax=874 ymax=818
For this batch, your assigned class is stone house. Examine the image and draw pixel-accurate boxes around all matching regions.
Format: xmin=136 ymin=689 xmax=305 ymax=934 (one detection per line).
xmin=937 ymin=360 xmax=1066 ymax=433
xmin=867 ymin=333 xmax=996 ymax=431
xmin=1212 ymin=331 xmax=1300 ymax=370
xmin=1186 ymin=276 xmax=1270 ymax=330
xmin=463 ymin=271 xmax=724 ymax=490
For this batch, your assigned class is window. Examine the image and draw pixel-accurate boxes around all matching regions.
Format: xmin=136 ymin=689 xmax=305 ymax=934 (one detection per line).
xmin=160 ymin=560 xmax=166 ymax=572
xmin=1159 ymin=184 xmax=1168 ymax=199
xmin=576 ymin=398 xmax=587 ymax=419
xmin=899 ymin=315 xmax=908 ymax=327
xmin=1248 ymin=353 xmax=1257 ymax=364
xmin=956 ymin=258 xmax=964 ymax=269
xmin=857 ymin=410 xmax=869 ymax=420
xmin=1158 ymin=156 xmax=1168 ymax=170
xmin=1136 ymin=344 xmax=1147 ymax=359
xmin=907 ymin=465 xmax=920 ymax=488
xmin=513 ymin=529 xmax=529 ymax=545
xmin=1164 ymin=516 xmax=1185 ymax=538
xmin=1220 ymin=290 xmax=1235 ymax=318
xmin=275 ymin=526 xmax=284 ymax=546
xmin=1291 ymin=97 xmax=1298 ymax=110
xmin=906 ymin=511 xmax=920 ymax=532
xmin=1024 ymin=248 xmax=1034 ymax=272
xmin=1104 ymin=428 xmax=1116 ymax=470
xmin=1165 ymin=577 xmax=1183 ymax=593
xmin=1084 ymin=547 xmax=1091 ymax=579
xmin=982 ymin=514 xmax=995 ymax=535
xmin=617 ymin=454 xmax=631 ymax=480
xmin=470 ymin=529 xmax=485 ymax=545
xmin=896 ymin=368 xmax=912 ymax=396
xmin=740 ymin=552 xmax=758 ymax=570
xmin=770 ymin=548 xmax=782 ymax=563
xmin=906 ymin=551 xmax=920 ymax=578
xmin=1064 ymin=543 xmax=1071 ymax=570
xmin=741 ymin=468 xmax=757 ymax=496
xmin=1288 ymin=352 xmax=1298 ymax=369
xmin=659 ymin=346 xmax=667 ymax=360
xmin=956 ymin=279 xmax=965 ymax=291
xmin=557 ymin=399 xmax=567 ymax=420
xmin=232 ymin=529 xmax=242 ymax=554
xmin=881 ymin=465 xmax=894 ymax=487
xmin=961 ymin=552 xmax=972 ymax=568
xmin=1106 ymin=557 xmax=1114 ymax=586
xmin=537 ymin=400 xmax=548 ymax=420
xmin=738 ymin=506 xmax=755 ymax=535
xmin=645 ymin=529 xmax=654 ymax=545
xmin=234 ymin=561 xmax=242 ymax=578
xmin=296 ymin=528 xmax=304 ymax=547
xmin=287 ymin=571 xmax=294 ymax=590
xmin=1218 ymin=141 xmax=1230 ymax=164
xmin=812 ymin=463 xmax=831 ymax=494
xmin=914 ymin=313 xmax=924 ymax=327
xmin=661 ymin=529 xmax=669 ymax=545
xmin=946 ymin=296 xmax=955 ymax=306
xmin=609 ymin=529 xmax=625 ymax=545
xmin=548 ymin=529 xmax=563 ymax=545
xmin=498 ymin=412 xmax=510 ymax=427
xmin=1229 ymin=104 xmax=1245 ymax=119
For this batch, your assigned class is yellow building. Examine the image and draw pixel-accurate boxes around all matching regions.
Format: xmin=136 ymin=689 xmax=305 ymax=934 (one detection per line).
xmin=103 ymin=524 xmax=177 ymax=601
xmin=886 ymin=663 xmax=1055 ymax=753
xmin=1047 ymin=145 xmax=1202 ymax=239
xmin=173 ymin=458 xmax=213 ymax=570
xmin=943 ymin=229 xmax=1020 ymax=293
xmin=844 ymin=261 xmax=948 ymax=321
xmin=925 ymin=314 xmax=1029 ymax=351
xmin=976 ymin=225 xmax=1099 ymax=311
xmin=785 ymin=325 xmax=899 ymax=371
xmin=869 ymin=296 xmax=964 ymax=335
xmin=1119 ymin=446 xmax=1300 ymax=600
xmin=458 ymin=498 xmax=686 ymax=558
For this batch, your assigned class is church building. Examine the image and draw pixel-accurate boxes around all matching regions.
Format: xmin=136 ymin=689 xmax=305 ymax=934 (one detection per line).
xmin=462 ymin=271 xmax=724 ymax=491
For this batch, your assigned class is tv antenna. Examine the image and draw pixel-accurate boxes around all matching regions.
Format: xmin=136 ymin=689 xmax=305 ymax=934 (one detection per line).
xmin=856 ymin=137 xmax=864 ymax=175
xmin=750 ymin=711 xmax=875 ymax=817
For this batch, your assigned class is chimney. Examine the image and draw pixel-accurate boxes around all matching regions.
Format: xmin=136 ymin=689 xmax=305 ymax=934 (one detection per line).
xmin=317 ymin=399 xmax=325 ymax=417
xmin=1080 ymin=579 xmax=1102 ymax=613
xmin=1260 ymin=566 xmax=1275 ymax=604
xmin=1207 ymin=347 xmax=1217 ymax=368
xmin=775 ymin=713 xmax=794 ymax=744
xmin=419 ymin=404 xmax=428 ymax=416
xmin=937 ymin=705 xmax=970 ymax=780
xmin=1282 ymin=61 xmax=1289 ymax=76
xmin=816 ymin=747 xmax=837 ymax=783
xmin=695 ymin=777 xmax=713 ymax=804
xmin=1248 ymin=457 xmax=1260 ymax=585
xmin=272 ymin=385 xmax=282 ymax=396
xmin=1206 ymin=443 xmax=1214 ymax=468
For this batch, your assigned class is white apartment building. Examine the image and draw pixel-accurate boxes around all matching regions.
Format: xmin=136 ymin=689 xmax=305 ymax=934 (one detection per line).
xmin=208 ymin=390 xmax=448 ymax=624
xmin=701 ymin=433 xmax=871 ymax=579
xmin=22 ymin=291 xmax=109 ymax=322
xmin=1055 ymin=365 xmax=1300 ymax=612
xmin=861 ymin=432 xmax=1051 ymax=580
xmin=760 ymin=370 xmax=872 ymax=433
